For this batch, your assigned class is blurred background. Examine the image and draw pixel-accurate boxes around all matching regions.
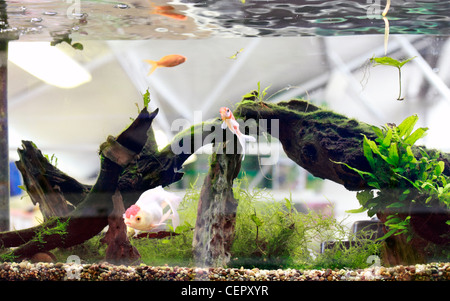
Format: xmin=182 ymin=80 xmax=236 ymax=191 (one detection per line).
xmin=4 ymin=0 xmax=450 ymax=231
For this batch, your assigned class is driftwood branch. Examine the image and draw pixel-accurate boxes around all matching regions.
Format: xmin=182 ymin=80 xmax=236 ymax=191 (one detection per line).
xmin=0 ymin=107 xmax=155 ymax=260
xmin=235 ymin=99 xmax=450 ymax=191
xmin=192 ymin=143 xmax=241 ymax=267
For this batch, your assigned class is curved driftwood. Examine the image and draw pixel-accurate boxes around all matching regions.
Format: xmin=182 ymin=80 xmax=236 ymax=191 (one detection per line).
xmin=0 ymin=108 xmax=155 ymax=260
xmin=234 ymin=99 xmax=450 ymax=191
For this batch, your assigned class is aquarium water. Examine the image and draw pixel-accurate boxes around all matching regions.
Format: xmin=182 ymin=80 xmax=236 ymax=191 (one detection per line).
xmin=0 ymin=0 xmax=449 ymax=283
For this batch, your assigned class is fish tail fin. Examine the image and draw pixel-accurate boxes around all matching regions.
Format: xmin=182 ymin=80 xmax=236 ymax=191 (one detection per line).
xmin=164 ymin=196 xmax=182 ymax=230
xmin=238 ymin=134 xmax=255 ymax=161
xmin=242 ymin=134 xmax=256 ymax=142
xmin=237 ymin=134 xmax=246 ymax=160
xmin=144 ymin=59 xmax=158 ymax=75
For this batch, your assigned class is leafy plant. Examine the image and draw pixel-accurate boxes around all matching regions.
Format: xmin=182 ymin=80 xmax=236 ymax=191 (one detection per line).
xmin=335 ymin=114 xmax=450 ymax=241
xmin=44 ymin=153 xmax=58 ymax=167
xmin=241 ymin=82 xmax=272 ymax=105
xmin=142 ymin=88 xmax=151 ymax=109
xmin=0 ymin=250 xmax=19 ymax=262
xmin=370 ymin=56 xmax=416 ymax=100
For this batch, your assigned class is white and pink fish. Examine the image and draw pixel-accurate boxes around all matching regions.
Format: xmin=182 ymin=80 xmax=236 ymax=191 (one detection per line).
xmin=123 ymin=186 xmax=182 ymax=233
xmin=220 ymin=106 xmax=256 ymax=160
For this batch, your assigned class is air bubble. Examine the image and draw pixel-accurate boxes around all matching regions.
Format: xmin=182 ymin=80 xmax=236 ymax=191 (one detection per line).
xmin=201 ymin=10 xmax=221 ymax=17
xmin=114 ymin=4 xmax=130 ymax=9
xmin=72 ymin=13 xmax=88 ymax=19
xmin=155 ymin=27 xmax=169 ymax=32
xmin=30 ymin=17 xmax=43 ymax=23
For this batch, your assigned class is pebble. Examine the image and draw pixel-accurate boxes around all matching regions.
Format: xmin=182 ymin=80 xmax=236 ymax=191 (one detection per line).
xmin=0 ymin=261 xmax=448 ymax=281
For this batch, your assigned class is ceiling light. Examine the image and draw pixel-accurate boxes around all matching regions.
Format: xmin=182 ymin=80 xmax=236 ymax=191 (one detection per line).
xmin=8 ymin=42 xmax=92 ymax=89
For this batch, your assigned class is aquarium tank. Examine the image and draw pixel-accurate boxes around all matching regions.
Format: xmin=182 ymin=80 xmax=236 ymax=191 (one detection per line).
xmin=0 ymin=0 xmax=449 ymax=289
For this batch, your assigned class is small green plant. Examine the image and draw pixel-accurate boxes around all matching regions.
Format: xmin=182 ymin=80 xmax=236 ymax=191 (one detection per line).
xmin=335 ymin=114 xmax=450 ymax=241
xmin=32 ymin=217 xmax=70 ymax=245
xmin=0 ymin=250 xmax=19 ymax=262
xmin=0 ymin=217 xmax=71 ymax=262
xmin=142 ymin=88 xmax=151 ymax=109
xmin=369 ymin=56 xmax=416 ymax=100
xmin=242 ymin=82 xmax=272 ymax=105
xmin=44 ymin=153 xmax=58 ymax=167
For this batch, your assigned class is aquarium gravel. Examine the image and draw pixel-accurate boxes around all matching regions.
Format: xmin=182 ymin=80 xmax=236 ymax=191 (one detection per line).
xmin=0 ymin=262 xmax=448 ymax=281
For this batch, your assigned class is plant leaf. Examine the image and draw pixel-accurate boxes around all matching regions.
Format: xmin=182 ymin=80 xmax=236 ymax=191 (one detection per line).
xmin=404 ymin=127 xmax=428 ymax=145
xmin=386 ymin=202 xmax=405 ymax=208
xmin=406 ymin=146 xmax=417 ymax=163
xmin=382 ymin=128 xmax=392 ymax=148
xmin=371 ymin=56 xmax=402 ymax=68
xmin=397 ymin=114 xmax=418 ymax=138
xmin=388 ymin=143 xmax=399 ymax=166
xmin=250 ymin=214 xmax=264 ymax=227
xmin=345 ymin=207 xmax=367 ymax=214
xmin=398 ymin=56 xmax=417 ymax=68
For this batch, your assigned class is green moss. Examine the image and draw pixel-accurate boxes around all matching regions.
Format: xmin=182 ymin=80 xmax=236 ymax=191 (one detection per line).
xmin=32 ymin=217 xmax=70 ymax=245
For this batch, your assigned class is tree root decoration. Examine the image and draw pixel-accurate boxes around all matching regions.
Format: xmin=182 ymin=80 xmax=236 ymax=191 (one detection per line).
xmin=0 ymin=108 xmax=155 ymax=261
xmin=100 ymin=190 xmax=140 ymax=265
xmin=15 ymin=141 xmax=90 ymax=219
xmin=234 ymin=99 xmax=450 ymax=191
xmin=192 ymin=143 xmax=241 ymax=267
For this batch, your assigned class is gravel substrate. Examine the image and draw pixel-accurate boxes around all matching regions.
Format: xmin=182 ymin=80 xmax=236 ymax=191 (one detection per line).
xmin=0 ymin=261 xmax=449 ymax=281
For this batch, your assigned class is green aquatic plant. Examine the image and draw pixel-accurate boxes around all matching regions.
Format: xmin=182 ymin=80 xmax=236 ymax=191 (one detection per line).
xmin=44 ymin=153 xmax=58 ymax=167
xmin=133 ymin=88 xmax=152 ymax=115
xmin=0 ymin=250 xmax=19 ymax=262
xmin=230 ymin=178 xmax=381 ymax=270
xmin=369 ymin=56 xmax=416 ymax=100
xmin=32 ymin=217 xmax=70 ymax=245
xmin=241 ymin=82 xmax=272 ymax=105
xmin=142 ymin=88 xmax=151 ymax=109
xmin=335 ymin=114 xmax=450 ymax=241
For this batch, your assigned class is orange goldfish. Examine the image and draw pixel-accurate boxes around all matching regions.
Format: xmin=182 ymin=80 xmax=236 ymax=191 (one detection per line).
xmin=144 ymin=54 xmax=187 ymax=75
xmin=151 ymin=5 xmax=187 ymax=21
xmin=220 ymin=107 xmax=256 ymax=160
xmin=123 ymin=186 xmax=182 ymax=233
